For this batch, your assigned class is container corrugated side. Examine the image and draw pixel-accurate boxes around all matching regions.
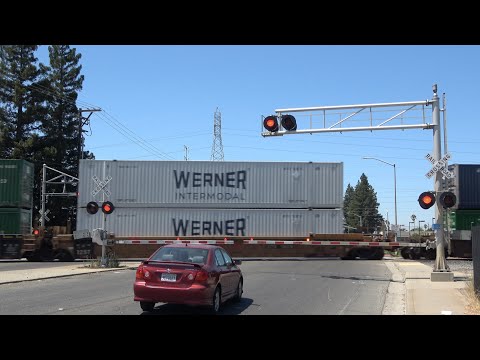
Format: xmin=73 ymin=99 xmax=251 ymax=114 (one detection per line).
xmin=0 ymin=160 xmax=34 ymax=208
xmin=76 ymin=208 xmax=343 ymax=237
xmin=449 ymin=209 xmax=480 ymax=230
xmin=78 ymin=160 xmax=343 ymax=209
xmin=449 ymin=164 xmax=480 ymax=210
xmin=0 ymin=208 xmax=32 ymax=234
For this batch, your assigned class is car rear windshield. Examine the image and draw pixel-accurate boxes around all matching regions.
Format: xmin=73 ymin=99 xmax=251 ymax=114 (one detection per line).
xmin=151 ymin=247 xmax=209 ymax=264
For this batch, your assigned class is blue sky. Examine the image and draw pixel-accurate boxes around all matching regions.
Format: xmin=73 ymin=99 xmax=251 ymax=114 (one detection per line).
xmin=36 ymin=45 xmax=480 ymax=230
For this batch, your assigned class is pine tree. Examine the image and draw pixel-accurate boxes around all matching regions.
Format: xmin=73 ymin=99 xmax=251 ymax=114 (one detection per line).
xmin=39 ymin=45 xmax=85 ymax=228
xmin=344 ymin=173 xmax=384 ymax=233
xmin=343 ymin=183 xmax=355 ymax=232
xmin=0 ymin=46 xmax=48 ymax=160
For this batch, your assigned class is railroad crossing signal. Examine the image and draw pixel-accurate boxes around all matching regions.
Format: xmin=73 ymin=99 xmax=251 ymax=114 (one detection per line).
xmin=86 ymin=201 xmax=115 ymax=215
xmin=263 ymin=115 xmax=297 ymax=133
xmin=92 ymin=175 xmax=112 ymax=197
xmin=281 ymin=115 xmax=297 ymax=131
xmin=86 ymin=201 xmax=99 ymax=214
xmin=263 ymin=116 xmax=279 ymax=132
xmin=418 ymin=190 xmax=456 ymax=210
xmin=101 ymin=201 xmax=115 ymax=214
xmin=418 ymin=192 xmax=436 ymax=209
xmin=439 ymin=191 xmax=456 ymax=208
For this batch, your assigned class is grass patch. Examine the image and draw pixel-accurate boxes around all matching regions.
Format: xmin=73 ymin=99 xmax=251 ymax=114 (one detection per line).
xmin=86 ymin=252 xmax=123 ymax=269
xmin=464 ymin=279 xmax=480 ymax=315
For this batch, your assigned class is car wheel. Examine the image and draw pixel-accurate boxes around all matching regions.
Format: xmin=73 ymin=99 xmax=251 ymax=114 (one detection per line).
xmin=211 ymin=287 xmax=221 ymax=314
xmin=233 ymin=279 xmax=243 ymax=302
xmin=140 ymin=301 xmax=155 ymax=312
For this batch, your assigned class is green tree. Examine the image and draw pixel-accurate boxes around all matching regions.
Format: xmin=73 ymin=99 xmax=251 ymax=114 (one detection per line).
xmin=344 ymin=173 xmax=384 ymax=233
xmin=37 ymin=45 xmax=86 ymax=228
xmin=343 ymin=183 xmax=355 ymax=232
xmin=0 ymin=45 xmax=47 ymax=159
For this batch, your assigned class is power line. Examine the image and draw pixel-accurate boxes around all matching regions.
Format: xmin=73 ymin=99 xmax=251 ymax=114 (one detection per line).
xmin=1 ymin=72 xmax=174 ymax=160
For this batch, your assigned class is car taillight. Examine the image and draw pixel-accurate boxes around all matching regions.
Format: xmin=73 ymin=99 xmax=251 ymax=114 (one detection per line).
xmin=195 ymin=270 xmax=208 ymax=282
xmin=136 ymin=266 xmax=144 ymax=280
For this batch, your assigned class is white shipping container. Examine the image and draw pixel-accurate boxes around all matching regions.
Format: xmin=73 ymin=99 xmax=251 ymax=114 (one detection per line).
xmin=78 ymin=160 xmax=343 ymax=209
xmin=77 ymin=208 xmax=343 ymax=237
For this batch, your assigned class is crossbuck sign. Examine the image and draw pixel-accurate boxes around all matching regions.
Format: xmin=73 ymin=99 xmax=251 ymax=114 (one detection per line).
xmin=425 ymin=152 xmax=454 ymax=179
xmin=92 ymin=175 xmax=112 ymax=197
xmin=39 ymin=209 xmax=50 ymax=222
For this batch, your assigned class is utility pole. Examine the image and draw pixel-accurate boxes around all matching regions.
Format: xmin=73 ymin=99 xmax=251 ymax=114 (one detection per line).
xmin=78 ymin=108 xmax=101 ymax=165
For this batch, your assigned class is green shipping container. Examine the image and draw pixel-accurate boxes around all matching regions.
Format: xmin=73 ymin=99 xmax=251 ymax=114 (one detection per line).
xmin=0 ymin=159 xmax=34 ymax=208
xmin=448 ymin=209 xmax=480 ymax=230
xmin=0 ymin=208 xmax=32 ymax=234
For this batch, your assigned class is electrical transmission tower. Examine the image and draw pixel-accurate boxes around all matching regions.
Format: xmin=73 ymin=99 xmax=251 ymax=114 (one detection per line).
xmin=210 ymin=107 xmax=224 ymax=161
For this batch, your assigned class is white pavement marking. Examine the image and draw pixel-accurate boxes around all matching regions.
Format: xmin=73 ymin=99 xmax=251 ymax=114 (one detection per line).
xmin=338 ymin=295 xmax=354 ymax=315
xmin=441 ymin=310 xmax=452 ymax=315
xmin=327 ymin=288 xmax=331 ymax=302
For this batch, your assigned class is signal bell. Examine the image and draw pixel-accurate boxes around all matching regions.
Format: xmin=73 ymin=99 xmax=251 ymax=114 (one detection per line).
xmin=418 ymin=191 xmax=436 ymax=209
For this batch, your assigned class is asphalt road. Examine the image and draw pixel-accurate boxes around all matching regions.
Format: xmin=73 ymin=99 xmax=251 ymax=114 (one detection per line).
xmin=0 ymin=260 xmax=392 ymax=315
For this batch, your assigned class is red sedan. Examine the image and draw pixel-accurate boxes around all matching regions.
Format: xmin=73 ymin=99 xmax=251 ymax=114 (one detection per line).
xmin=134 ymin=244 xmax=243 ymax=313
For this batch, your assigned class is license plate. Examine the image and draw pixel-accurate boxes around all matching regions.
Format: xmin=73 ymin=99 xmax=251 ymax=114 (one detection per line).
xmin=161 ymin=273 xmax=177 ymax=282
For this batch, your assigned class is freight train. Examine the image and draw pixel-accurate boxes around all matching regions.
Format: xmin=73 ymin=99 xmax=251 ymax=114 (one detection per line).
xmin=445 ymin=164 xmax=480 ymax=258
xmin=1 ymin=159 xmax=476 ymax=260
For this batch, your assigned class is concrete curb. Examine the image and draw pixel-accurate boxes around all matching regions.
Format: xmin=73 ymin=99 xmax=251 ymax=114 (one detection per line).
xmin=0 ymin=265 xmax=138 ymax=285
xmin=382 ymin=261 xmax=406 ymax=315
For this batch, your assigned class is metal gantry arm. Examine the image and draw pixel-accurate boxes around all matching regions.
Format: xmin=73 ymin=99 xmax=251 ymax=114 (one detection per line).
xmin=41 ymin=164 xmax=79 ymax=226
xmin=262 ymin=100 xmax=433 ymax=137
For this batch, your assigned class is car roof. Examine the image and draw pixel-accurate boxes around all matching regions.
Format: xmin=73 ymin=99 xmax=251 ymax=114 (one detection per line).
xmin=159 ymin=243 xmax=221 ymax=250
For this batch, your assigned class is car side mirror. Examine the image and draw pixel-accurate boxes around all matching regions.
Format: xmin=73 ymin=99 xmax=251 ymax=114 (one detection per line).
xmin=234 ymin=259 xmax=242 ymax=265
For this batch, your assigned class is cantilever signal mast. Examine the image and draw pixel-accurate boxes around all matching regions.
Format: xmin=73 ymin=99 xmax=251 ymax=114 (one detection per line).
xmin=211 ymin=107 xmax=224 ymax=161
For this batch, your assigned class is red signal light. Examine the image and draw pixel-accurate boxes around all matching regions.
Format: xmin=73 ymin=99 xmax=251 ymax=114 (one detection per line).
xmin=418 ymin=191 xmax=436 ymax=209
xmin=263 ymin=115 xmax=279 ymax=132
xmin=102 ymin=201 xmax=115 ymax=214
xmin=33 ymin=229 xmax=40 ymax=236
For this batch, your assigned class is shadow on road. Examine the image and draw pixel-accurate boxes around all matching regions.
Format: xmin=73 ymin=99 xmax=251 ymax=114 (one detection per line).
xmin=252 ymin=270 xmax=390 ymax=283
xmin=140 ymin=298 xmax=254 ymax=316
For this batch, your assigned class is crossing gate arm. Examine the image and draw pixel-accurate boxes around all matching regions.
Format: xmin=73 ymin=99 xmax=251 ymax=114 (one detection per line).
xmin=242 ymin=240 xmax=426 ymax=247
